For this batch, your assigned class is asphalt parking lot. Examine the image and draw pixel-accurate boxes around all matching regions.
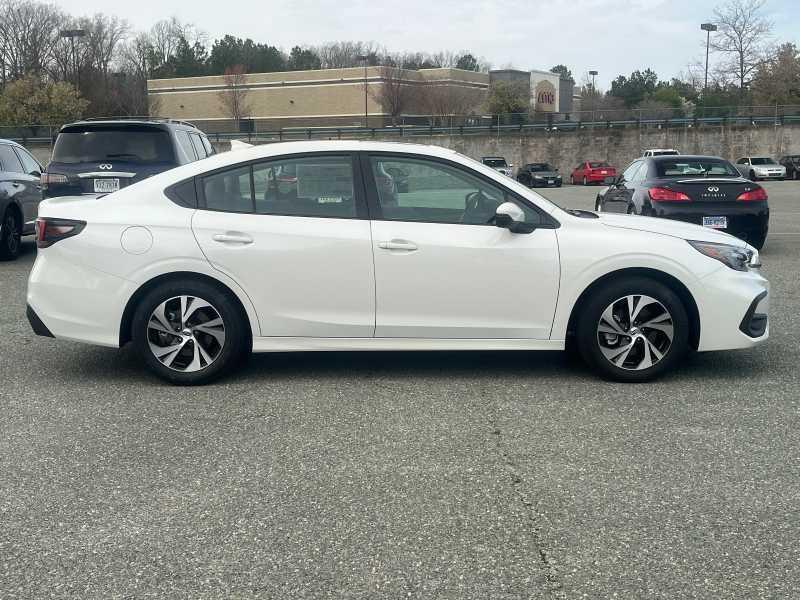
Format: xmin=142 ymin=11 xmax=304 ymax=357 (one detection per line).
xmin=1 ymin=181 xmax=799 ymax=599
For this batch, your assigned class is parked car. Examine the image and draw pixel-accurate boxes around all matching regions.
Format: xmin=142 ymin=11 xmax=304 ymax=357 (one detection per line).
xmin=481 ymin=156 xmax=513 ymax=177
xmin=595 ymin=155 xmax=769 ymax=249
xmin=734 ymin=157 xmax=786 ymax=181
xmin=517 ymin=162 xmax=562 ymax=187
xmin=41 ymin=118 xmax=214 ymax=199
xmin=0 ymin=139 xmax=44 ymax=260
xmin=643 ymin=149 xmax=679 ymax=157
xmin=778 ymin=155 xmax=800 ymax=180
xmin=570 ymin=161 xmax=616 ymax=185
xmin=28 ymin=141 xmax=768 ymax=385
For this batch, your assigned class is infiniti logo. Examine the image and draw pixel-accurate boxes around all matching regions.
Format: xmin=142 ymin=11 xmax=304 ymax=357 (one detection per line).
xmin=707 ymin=186 xmax=720 ymax=192
xmin=98 ymin=163 xmax=113 ymax=170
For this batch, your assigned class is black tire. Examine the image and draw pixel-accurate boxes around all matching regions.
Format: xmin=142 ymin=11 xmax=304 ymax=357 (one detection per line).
xmin=748 ymin=231 xmax=767 ymax=250
xmin=131 ymin=279 xmax=250 ymax=385
xmin=576 ymin=277 xmax=690 ymax=382
xmin=595 ymin=197 xmax=602 ymax=212
xmin=749 ymin=170 xmax=757 ymax=182
xmin=0 ymin=208 xmax=22 ymax=261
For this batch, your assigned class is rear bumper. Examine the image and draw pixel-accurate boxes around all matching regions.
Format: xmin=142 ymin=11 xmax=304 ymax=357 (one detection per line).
xmin=27 ymin=305 xmax=54 ymax=337
xmin=653 ymin=202 xmax=769 ymax=240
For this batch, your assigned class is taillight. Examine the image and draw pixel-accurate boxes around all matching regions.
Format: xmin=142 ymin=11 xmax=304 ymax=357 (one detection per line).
xmin=649 ymin=187 xmax=690 ymax=202
xmin=736 ymin=187 xmax=768 ymax=202
xmin=40 ymin=172 xmax=69 ymax=187
xmin=35 ymin=217 xmax=86 ymax=248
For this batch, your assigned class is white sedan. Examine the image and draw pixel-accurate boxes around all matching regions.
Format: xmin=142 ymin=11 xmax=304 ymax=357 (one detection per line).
xmin=27 ymin=141 xmax=769 ymax=384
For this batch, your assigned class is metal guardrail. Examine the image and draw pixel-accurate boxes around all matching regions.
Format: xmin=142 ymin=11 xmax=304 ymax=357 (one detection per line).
xmin=3 ymin=112 xmax=800 ymax=146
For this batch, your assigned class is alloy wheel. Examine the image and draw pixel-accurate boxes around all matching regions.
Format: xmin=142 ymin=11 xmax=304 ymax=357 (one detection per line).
xmin=5 ymin=212 xmax=20 ymax=255
xmin=596 ymin=294 xmax=674 ymax=371
xmin=147 ymin=295 xmax=226 ymax=372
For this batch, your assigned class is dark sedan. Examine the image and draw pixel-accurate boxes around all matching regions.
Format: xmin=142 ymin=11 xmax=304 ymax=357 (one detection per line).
xmin=595 ymin=155 xmax=769 ymax=249
xmin=516 ymin=163 xmax=562 ymax=188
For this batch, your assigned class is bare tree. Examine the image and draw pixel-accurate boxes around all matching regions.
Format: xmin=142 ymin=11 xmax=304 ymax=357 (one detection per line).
xmin=218 ymin=65 xmax=250 ymax=128
xmin=0 ymin=0 xmax=63 ymax=81
xmin=710 ymin=0 xmax=773 ymax=97
xmin=316 ymin=41 xmax=383 ymax=68
xmin=420 ymin=82 xmax=481 ymax=125
xmin=369 ymin=66 xmax=413 ymax=124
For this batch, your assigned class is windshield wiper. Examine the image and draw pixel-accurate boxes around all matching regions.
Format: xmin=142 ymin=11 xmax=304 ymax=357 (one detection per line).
xmin=105 ymin=153 xmax=142 ymax=160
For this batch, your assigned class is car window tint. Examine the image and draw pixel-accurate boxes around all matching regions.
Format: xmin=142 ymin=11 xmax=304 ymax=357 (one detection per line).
xmin=52 ymin=126 xmax=174 ymax=164
xmin=176 ymin=130 xmax=197 ymax=161
xmin=14 ymin=147 xmax=41 ymax=174
xmin=202 ymin=166 xmax=253 ymax=213
xmin=189 ymin=133 xmax=206 ymax=159
xmin=0 ymin=144 xmax=24 ymax=173
xmin=370 ymin=156 xmax=538 ymax=226
xmin=252 ymin=156 xmax=356 ymax=218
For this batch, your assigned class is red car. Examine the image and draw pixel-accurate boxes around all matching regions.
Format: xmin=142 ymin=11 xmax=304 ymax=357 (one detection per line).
xmin=570 ymin=161 xmax=616 ymax=185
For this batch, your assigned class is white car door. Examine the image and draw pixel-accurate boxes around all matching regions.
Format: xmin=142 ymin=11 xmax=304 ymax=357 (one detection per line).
xmin=364 ymin=154 xmax=560 ymax=339
xmin=192 ymin=154 xmax=375 ymax=338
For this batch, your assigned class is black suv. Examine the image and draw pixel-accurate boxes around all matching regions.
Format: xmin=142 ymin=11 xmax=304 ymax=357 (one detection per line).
xmin=779 ymin=154 xmax=800 ymax=180
xmin=42 ymin=119 xmax=214 ymax=198
xmin=0 ymin=139 xmax=44 ymax=260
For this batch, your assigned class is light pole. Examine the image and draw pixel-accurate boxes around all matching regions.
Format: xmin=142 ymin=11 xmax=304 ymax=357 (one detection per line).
xmin=588 ymin=70 xmax=598 ymax=125
xmin=356 ymin=54 xmax=369 ymax=128
xmin=59 ymin=29 xmax=86 ymax=90
xmin=701 ymin=23 xmax=717 ymax=99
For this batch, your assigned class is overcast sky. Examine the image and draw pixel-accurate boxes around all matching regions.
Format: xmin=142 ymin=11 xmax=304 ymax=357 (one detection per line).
xmin=55 ymin=0 xmax=797 ymax=87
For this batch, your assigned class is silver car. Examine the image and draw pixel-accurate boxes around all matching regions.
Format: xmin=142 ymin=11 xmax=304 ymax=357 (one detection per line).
xmin=735 ymin=157 xmax=786 ymax=181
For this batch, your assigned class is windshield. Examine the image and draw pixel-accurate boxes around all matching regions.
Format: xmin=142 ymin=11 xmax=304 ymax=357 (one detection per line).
xmin=528 ymin=163 xmax=553 ymax=172
xmin=483 ymin=158 xmax=508 ymax=168
xmin=750 ymin=157 xmax=776 ymax=165
xmin=52 ymin=126 xmax=175 ymax=164
xmin=656 ymin=159 xmax=739 ymax=178
xmin=651 ymin=150 xmax=678 ymax=156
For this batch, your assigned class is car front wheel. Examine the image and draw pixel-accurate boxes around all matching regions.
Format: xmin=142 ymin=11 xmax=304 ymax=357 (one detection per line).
xmin=131 ymin=279 xmax=250 ymax=385
xmin=576 ymin=277 xmax=690 ymax=382
xmin=0 ymin=209 xmax=21 ymax=261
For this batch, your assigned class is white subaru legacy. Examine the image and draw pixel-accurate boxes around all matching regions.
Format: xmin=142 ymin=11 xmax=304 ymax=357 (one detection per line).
xmin=27 ymin=141 xmax=769 ymax=384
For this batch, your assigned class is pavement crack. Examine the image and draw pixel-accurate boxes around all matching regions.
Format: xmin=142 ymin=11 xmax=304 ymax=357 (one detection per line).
xmin=488 ymin=420 xmax=566 ymax=600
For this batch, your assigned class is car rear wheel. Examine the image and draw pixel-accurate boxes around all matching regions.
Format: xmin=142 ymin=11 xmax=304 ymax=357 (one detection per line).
xmin=0 ymin=209 xmax=21 ymax=261
xmin=131 ymin=279 xmax=250 ymax=385
xmin=576 ymin=277 xmax=690 ymax=382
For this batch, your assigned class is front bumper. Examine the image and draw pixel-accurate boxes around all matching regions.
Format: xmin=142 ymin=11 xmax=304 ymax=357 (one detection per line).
xmin=753 ymin=171 xmax=785 ymax=179
xmin=696 ymin=265 xmax=769 ymax=351
xmin=531 ymin=178 xmax=562 ymax=187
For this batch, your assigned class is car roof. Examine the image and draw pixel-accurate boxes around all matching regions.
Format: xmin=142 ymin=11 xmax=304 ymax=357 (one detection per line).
xmin=59 ymin=118 xmax=201 ymax=132
xmin=649 ymin=154 xmax=729 ymax=162
xmin=0 ymin=138 xmax=23 ymax=147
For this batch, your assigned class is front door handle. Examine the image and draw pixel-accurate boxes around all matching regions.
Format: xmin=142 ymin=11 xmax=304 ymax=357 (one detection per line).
xmin=378 ymin=239 xmax=418 ymax=251
xmin=212 ymin=232 xmax=253 ymax=245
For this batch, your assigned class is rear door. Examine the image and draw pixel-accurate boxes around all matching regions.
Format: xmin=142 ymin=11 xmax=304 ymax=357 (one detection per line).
xmin=191 ymin=153 xmax=376 ymax=338
xmin=0 ymin=143 xmax=39 ymax=229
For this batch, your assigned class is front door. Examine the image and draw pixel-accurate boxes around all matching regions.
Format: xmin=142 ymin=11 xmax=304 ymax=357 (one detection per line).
xmin=364 ymin=154 xmax=560 ymax=339
xmin=192 ymin=153 xmax=375 ymax=338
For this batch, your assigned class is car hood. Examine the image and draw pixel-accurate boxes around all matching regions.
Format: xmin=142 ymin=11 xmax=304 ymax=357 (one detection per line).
xmin=597 ymin=213 xmax=748 ymax=247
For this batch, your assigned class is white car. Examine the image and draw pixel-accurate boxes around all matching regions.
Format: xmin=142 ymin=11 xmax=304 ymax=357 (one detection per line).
xmin=27 ymin=141 xmax=769 ymax=385
xmin=735 ymin=157 xmax=787 ymax=181
xmin=642 ymin=149 xmax=680 ymax=157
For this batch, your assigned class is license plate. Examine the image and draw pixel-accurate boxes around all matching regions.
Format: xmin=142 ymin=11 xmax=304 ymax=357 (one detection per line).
xmin=548 ymin=180 xmax=554 ymax=185
xmin=94 ymin=178 xmax=119 ymax=193
xmin=703 ymin=216 xmax=727 ymax=229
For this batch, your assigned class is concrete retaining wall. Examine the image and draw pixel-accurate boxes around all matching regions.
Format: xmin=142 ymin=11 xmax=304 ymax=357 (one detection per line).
xmin=20 ymin=122 xmax=800 ymax=176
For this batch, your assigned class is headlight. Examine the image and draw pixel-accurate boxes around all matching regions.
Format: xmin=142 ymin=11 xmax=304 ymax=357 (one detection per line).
xmin=688 ymin=240 xmax=753 ymax=272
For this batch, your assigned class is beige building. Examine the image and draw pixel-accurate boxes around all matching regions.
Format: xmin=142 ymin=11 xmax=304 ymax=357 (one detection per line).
xmin=147 ymin=67 xmax=490 ymax=132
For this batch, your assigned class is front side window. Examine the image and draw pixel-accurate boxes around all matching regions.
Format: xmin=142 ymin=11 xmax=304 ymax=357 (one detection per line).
xmin=201 ymin=155 xmax=357 ymax=218
xmin=370 ymin=156 xmax=539 ymax=226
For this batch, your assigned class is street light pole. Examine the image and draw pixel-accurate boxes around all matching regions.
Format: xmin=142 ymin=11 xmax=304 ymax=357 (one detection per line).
xmin=356 ymin=54 xmax=369 ymax=128
xmin=588 ymin=70 xmax=598 ymax=126
xmin=59 ymin=29 xmax=86 ymax=90
xmin=701 ymin=23 xmax=717 ymax=98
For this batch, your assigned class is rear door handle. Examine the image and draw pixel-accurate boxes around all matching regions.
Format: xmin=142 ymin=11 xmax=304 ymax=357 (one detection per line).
xmin=212 ymin=232 xmax=253 ymax=245
xmin=378 ymin=239 xmax=418 ymax=251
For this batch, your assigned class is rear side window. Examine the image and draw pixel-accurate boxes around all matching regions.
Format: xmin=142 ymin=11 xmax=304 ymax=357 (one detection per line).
xmin=0 ymin=144 xmax=24 ymax=173
xmin=201 ymin=136 xmax=215 ymax=156
xmin=189 ymin=133 xmax=206 ymax=159
xmin=15 ymin=147 xmax=42 ymax=174
xmin=176 ymin=131 xmax=198 ymax=161
xmin=201 ymin=155 xmax=358 ymax=219
xmin=52 ymin=126 xmax=175 ymax=164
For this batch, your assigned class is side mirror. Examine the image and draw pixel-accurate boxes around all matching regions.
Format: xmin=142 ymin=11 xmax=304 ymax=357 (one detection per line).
xmin=30 ymin=170 xmax=41 ymax=178
xmin=495 ymin=202 xmax=535 ymax=234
